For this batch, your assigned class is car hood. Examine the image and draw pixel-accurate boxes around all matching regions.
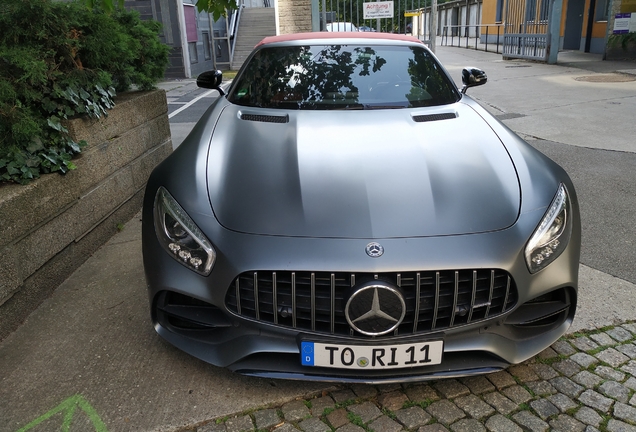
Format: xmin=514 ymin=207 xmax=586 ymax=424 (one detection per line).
xmin=206 ymin=102 xmax=520 ymax=238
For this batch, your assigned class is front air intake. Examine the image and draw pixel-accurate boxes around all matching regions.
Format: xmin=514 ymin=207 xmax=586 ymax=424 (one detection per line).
xmin=240 ymin=113 xmax=289 ymax=123
xmin=412 ymin=113 xmax=457 ymax=123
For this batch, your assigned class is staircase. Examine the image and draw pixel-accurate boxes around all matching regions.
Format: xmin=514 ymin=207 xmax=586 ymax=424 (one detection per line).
xmin=231 ymin=7 xmax=277 ymax=70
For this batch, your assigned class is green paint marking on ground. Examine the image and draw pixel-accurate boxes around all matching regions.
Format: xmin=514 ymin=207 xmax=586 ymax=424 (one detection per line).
xmin=16 ymin=395 xmax=108 ymax=432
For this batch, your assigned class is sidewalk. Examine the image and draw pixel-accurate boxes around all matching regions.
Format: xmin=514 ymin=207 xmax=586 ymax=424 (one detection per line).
xmin=1 ymin=46 xmax=636 ymax=432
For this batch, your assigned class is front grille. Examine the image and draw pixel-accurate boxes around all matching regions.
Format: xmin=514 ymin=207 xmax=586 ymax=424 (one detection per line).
xmin=225 ymin=270 xmax=517 ymax=338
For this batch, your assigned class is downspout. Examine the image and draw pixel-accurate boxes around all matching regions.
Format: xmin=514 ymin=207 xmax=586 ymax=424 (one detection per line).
xmin=176 ymin=0 xmax=192 ymax=78
xmin=584 ymin=0 xmax=597 ymax=52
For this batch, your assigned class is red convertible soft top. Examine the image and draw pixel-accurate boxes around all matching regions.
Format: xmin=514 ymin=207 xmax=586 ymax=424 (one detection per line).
xmin=256 ymin=32 xmax=423 ymax=48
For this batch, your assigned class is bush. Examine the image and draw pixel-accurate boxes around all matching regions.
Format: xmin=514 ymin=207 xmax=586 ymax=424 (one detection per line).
xmin=0 ymin=0 xmax=169 ymax=184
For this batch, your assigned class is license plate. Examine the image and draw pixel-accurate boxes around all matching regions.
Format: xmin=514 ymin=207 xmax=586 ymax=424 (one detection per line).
xmin=300 ymin=340 xmax=443 ymax=370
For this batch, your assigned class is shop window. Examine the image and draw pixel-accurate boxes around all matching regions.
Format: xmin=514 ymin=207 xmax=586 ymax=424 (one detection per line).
xmin=202 ymin=32 xmax=211 ymax=60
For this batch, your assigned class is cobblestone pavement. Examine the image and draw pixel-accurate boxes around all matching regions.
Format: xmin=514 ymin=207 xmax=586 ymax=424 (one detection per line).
xmin=181 ymin=323 xmax=636 ymax=432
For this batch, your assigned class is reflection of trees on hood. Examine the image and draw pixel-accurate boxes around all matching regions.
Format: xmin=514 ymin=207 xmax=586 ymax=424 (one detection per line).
xmin=233 ymin=45 xmax=386 ymax=109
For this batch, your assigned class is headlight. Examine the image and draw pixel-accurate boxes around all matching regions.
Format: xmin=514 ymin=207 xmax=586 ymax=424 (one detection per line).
xmin=525 ymin=184 xmax=571 ymax=273
xmin=154 ymin=187 xmax=216 ymax=275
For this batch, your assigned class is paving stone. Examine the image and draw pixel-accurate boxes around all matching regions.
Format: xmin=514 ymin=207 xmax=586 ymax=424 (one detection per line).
xmin=395 ymin=406 xmax=431 ymax=429
xmin=347 ymin=402 xmax=382 ymax=423
xmin=631 ymin=394 xmax=636 ymax=407
xmin=483 ymin=392 xmax=518 ymax=415
xmin=537 ymin=347 xmax=559 ymax=360
xmin=596 ymin=348 xmax=630 ymax=367
xmin=508 ymin=364 xmax=540 ymax=382
xmin=608 ymin=327 xmax=634 ymax=343
xmin=225 ymin=415 xmax=254 ymax=432
xmin=405 ymin=384 xmax=440 ymax=403
xmin=512 ymin=410 xmax=549 ymax=432
xmin=273 ymin=424 xmax=301 ymax=432
xmin=530 ymin=398 xmax=561 ymax=420
xmin=426 ymin=400 xmax=466 ymax=425
xmin=282 ymin=400 xmax=311 ymax=422
xmin=450 ymin=418 xmax=486 ymax=432
xmin=198 ymin=422 xmax=227 ymax=432
xmin=614 ymin=402 xmax=636 ymax=423
xmin=378 ymin=383 xmax=403 ymax=393
xmin=485 ymin=414 xmax=523 ymax=432
xmin=459 ymin=376 xmax=495 ymax=395
xmin=550 ymin=376 xmax=585 ymax=398
xmin=549 ymin=414 xmax=586 ymax=432
xmin=622 ymin=360 xmax=636 ymax=376
xmin=571 ymin=337 xmax=599 ymax=352
xmin=327 ymin=408 xmax=350 ymax=429
xmin=417 ymin=425 xmax=450 ymax=432
xmin=624 ymin=377 xmax=636 ymax=391
xmin=434 ymin=379 xmax=470 ymax=399
xmin=571 ymin=352 xmax=600 ymax=368
xmin=350 ymin=384 xmax=378 ymax=399
xmin=298 ymin=417 xmax=331 ymax=432
xmin=554 ymin=359 xmax=583 ymax=377
xmin=553 ymin=340 xmax=577 ymax=356
xmin=367 ymin=415 xmax=403 ymax=432
xmin=334 ymin=424 xmax=365 ymax=432
xmin=579 ymin=390 xmax=614 ymax=413
xmin=331 ymin=389 xmax=358 ymax=404
xmin=453 ymin=394 xmax=495 ymax=419
xmin=599 ymin=381 xmax=630 ymax=403
xmin=527 ymin=380 xmax=557 ymax=396
xmin=584 ymin=426 xmax=601 ymax=432
xmin=378 ymin=391 xmax=409 ymax=412
xmin=530 ymin=363 xmax=560 ymax=380
xmin=548 ymin=393 xmax=579 ymax=413
xmin=310 ymin=396 xmax=335 ymax=416
xmin=502 ymin=385 xmax=533 ymax=404
xmin=606 ymin=419 xmax=636 ymax=432
xmin=487 ymin=371 xmax=517 ymax=389
xmin=595 ymin=365 xmax=626 ymax=382
xmin=622 ymin=324 xmax=636 ymax=335
xmin=253 ymin=409 xmax=281 ymax=430
xmin=574 ymin=406 xmax=603 ymax=427
xmin=573 ymin=371 xmax=604 ymax=388
xmin=591 ymin=332 xmax=618 ymax=346
xmin=618 ymin=344 xmax=636 ymax=359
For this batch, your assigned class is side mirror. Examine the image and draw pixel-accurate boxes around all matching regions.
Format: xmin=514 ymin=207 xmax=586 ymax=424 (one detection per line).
xmin=461 ymin=67 xmax=487 ymax=94
xmin=197 ymin=70 xmax=225 ymax=95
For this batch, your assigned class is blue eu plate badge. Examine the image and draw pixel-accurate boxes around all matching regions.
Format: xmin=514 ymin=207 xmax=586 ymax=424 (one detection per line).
xmin=301 ymin=342 xmax=315 ymax=366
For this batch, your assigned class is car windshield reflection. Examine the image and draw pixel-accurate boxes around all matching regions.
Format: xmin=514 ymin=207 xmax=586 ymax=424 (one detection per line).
xmin=228 ymin=45 xmax=460 ymax=110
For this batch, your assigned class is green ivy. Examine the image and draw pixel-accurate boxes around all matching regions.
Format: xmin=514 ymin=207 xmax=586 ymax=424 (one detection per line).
xmin=0 ymin=0 xmax=168 ymax=184
xmin=608 ymin=32 xmax=636 ymax=50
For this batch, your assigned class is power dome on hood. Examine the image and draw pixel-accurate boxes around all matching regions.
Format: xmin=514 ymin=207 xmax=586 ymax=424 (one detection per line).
xmin=206 ymin=103 xmax=520 ymax=239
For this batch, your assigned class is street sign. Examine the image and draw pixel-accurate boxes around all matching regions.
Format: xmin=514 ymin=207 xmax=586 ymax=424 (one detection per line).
xmin=404 ymin=11 xmax=420 ymax=16
xmin=363 ymin=1 xmax=394 ymax=19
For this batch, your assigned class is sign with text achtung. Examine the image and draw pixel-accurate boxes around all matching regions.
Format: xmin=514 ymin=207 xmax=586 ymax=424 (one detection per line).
xmin=364 ymin=1 xmax=394 ymax=19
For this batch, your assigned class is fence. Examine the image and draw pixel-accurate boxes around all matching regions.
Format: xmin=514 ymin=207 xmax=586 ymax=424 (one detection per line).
xmin=441 ymin=24 xmax=505 ymax=54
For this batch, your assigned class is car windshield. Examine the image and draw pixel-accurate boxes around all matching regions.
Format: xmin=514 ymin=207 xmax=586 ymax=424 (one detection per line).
xmin=227 ymin=44 xmax=460 ymax=110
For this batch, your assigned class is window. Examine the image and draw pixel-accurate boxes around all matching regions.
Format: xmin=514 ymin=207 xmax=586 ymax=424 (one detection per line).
xmin=595 ymin=0 xmax=609 ymax=21
xmin=228 ymin=45 xmax=460 ymax=110
xmin=496 ymin=0 xmax=504 ymax=22
xmin=202 ymin=32 xmax=211 ymax=60
xmin=189 ymin=42 xmax=198 ymax=64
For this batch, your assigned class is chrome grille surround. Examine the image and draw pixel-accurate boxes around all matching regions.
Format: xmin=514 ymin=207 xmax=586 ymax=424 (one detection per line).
xmin=225 ymin=270 xmax=517 ymax=338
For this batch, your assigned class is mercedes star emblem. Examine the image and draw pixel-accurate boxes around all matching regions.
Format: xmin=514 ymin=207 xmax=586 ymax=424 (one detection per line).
xmin=345 ymin=284 xmax=406 ymax=336
xmin=365 ymin=242 xmax=384 ymax=257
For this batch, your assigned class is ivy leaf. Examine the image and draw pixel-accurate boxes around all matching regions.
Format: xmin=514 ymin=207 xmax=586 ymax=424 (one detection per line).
xmin=27 ymin=137 xmax=45 ymax=153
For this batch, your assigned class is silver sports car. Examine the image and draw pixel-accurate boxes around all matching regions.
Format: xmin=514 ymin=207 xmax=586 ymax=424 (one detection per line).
xmin=142 ymin=32 xmax=580 ymax=383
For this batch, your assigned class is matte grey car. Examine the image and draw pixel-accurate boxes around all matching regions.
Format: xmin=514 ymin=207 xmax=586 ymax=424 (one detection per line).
xmin=142 ymin=32 xmax=580 ymax=383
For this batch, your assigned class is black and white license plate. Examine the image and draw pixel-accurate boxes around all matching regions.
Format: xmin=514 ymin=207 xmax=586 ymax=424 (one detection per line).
xmin=301 ymin=340 xmax=443 ymax=370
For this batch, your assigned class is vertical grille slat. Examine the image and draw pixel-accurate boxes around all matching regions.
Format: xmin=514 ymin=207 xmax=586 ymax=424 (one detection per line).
xmin=226 ymin=269 xmax=517 ymax=339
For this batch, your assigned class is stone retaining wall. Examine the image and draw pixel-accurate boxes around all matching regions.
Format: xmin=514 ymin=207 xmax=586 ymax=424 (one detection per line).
xmin=0 ymin=90 xmax=172 ymax=340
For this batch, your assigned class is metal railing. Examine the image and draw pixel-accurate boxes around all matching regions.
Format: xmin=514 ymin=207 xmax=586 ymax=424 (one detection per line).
xmin=442 ymin=24 xmax=505 ymax=54
xmin=229 ymin=0 xmax=245 ymax=67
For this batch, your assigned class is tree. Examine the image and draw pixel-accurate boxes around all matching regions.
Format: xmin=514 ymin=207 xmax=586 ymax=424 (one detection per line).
xmin=83 ymin=0 xmax=236 ymax=20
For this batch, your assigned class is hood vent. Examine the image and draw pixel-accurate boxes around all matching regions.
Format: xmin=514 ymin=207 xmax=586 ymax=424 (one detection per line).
xmin=412 ymin=113 xmax=457 ymax=123
xmin=240 ymin=113 xmax=289 ymax=124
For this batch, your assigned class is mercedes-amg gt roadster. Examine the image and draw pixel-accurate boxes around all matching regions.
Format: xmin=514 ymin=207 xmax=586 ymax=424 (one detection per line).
xmin=142 ymin=32 xmax=580 ymax=383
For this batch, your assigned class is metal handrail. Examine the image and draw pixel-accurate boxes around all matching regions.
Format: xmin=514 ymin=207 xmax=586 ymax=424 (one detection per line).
xmin=442 ymin=24 xmax=504 ymax=54
xmin=229 ymin=0 xmax=244 ymax=67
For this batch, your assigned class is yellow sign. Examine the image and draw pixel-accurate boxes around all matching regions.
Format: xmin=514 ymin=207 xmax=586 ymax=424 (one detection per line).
xmin=404 ymin=11 xmax=420 ymax=16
